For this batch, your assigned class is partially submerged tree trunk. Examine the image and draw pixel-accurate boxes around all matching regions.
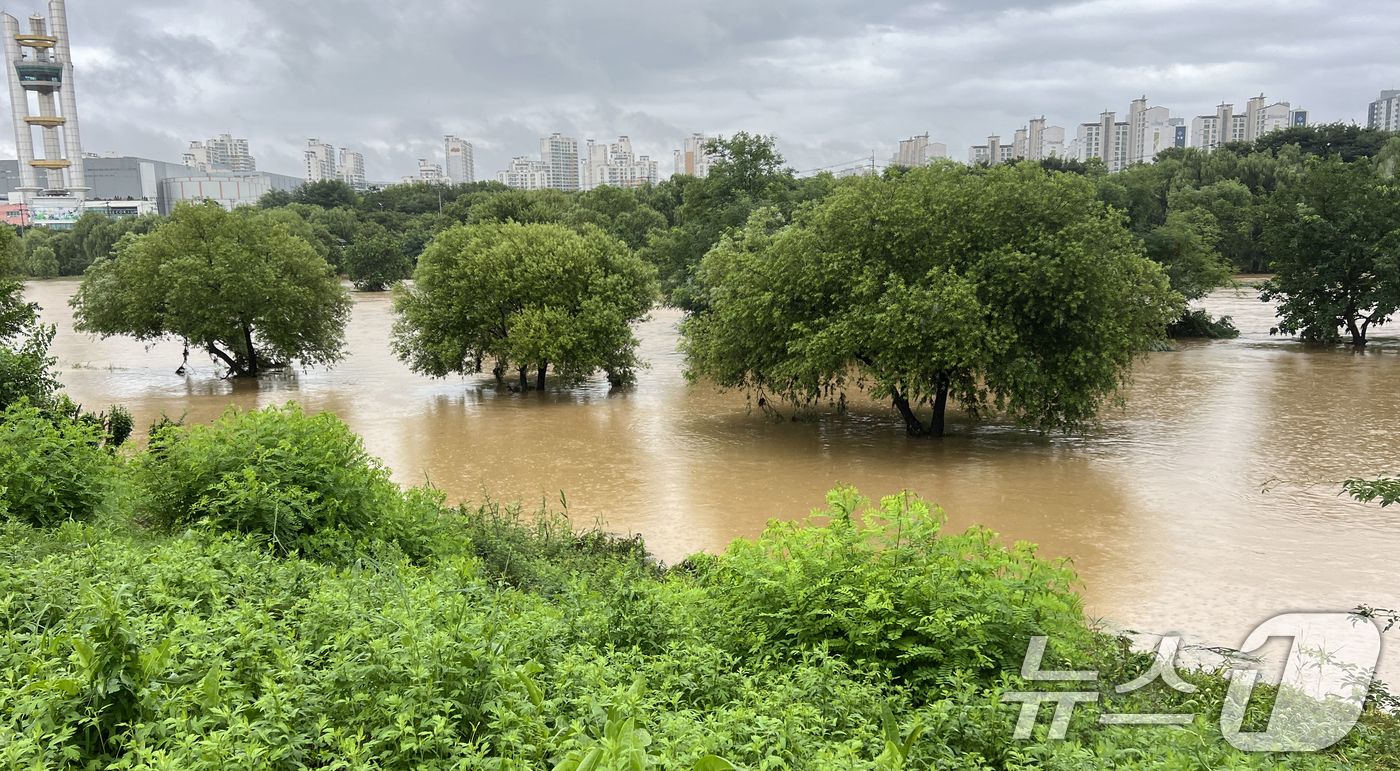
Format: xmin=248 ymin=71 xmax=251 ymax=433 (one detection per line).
xmin=1346 ymin=315 xmax=1368 ymax=347
xmin=889 ymin=386 xmax=927 ymax=437
xmin=207 ymin=343 xmax=246 ymax=377
xmin=537 ymin=364 xmax=547 ymax=390
xmin=930 ymin=379 xmax=949 ymax=439
xmin=889 ymin=380 xmax=950 ymax=438
xmin=518 ymin=366 xmax=528 ymax=390
xmin=241 ymin=323 xmax=260 ymax=377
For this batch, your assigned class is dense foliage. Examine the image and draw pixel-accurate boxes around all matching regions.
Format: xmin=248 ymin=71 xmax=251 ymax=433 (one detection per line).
xmin=0 ymin=423 xmax=1396 ymax=768
xmin=344 ymin=232 xmax=412 ymax=291
xmin=135 ymin=403 xmax=445 ymax=560
xmin=1260 ymin=155 xmax=1400 ymax=346
xmin=393 ymin=222 xmax=657 ymax=389
xmin=682 ymin=163 xmax=1179 ymax=437
xmin=0 ymin=276 xmax=59 ymax=411
xmin=0 ymin=401 xmax=113 ymax=527
xmin=70 ymin=202 xmax=353 ymax=377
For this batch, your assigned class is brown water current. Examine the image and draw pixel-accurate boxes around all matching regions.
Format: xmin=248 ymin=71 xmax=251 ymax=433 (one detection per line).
xmin=23 ymin=278 xmax=1400 ymax=682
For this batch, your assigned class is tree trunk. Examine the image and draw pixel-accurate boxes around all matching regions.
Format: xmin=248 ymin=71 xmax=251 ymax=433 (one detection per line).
xmin=493 ymin=364 xmax=504 ymax=383
xmin=930 ymin=379 xmax=949 ymax=438
xmin=518 ymin=366 xmax=528 ymax=390
xmin=537 ymin=364 xmax=547 ymax=390
xmin=889 ymin=386 xmax=926 ymax=437
xmin=241 ymin=323 xmax=260 ymax=377
xmin=207 ymin=344 xmax=245 ymax=377
xmin=1347 ymin=316 xmax=1367 ymax=347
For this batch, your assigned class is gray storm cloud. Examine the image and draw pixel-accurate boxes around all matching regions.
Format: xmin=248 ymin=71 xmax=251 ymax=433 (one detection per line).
xmin=5 ymin=0 xmax=1396 ymax=180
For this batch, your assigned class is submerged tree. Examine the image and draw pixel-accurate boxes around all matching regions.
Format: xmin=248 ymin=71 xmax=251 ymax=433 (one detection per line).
xmin=392 ymin=222 xmax=656 ymax=389
xmin=681 ymin=162 xmax=1179 ymax=438
xmin=344 ymin=232 xmax=411 ymax=291
xmin=1261 ymin=156 xmax=1400 ymax=346
xmin=71 ymin=202 xmax=352 ymax=377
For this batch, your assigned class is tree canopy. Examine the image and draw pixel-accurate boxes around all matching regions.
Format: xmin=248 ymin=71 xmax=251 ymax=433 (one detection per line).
xmin=392 ymin=222 xmax=656 ymax=389
xmin=681 ymin=163 xmax=1180 ymax=437
xmin=71 ymin=202 xmax=352 ymax=377
xmin=1260 ymin=156 xmax=1400 ymax=346
xmin=343 ymin=231 xmax=410 ymax=291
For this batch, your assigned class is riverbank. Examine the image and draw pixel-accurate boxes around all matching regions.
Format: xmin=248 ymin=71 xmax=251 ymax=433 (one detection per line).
xmin=23 ymin=278 xmax=1400 ymax=691
xmin=3 ymin=462 xmax=1396 ymax=768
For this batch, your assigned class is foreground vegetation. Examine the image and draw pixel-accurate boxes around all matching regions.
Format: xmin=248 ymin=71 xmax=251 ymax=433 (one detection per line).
xmin=0 ymin=394 xmax=1397 ymax=770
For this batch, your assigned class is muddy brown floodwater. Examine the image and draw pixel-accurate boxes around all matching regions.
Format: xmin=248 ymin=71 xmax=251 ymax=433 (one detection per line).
xmin=23 ymin=278 xmax=1400 ymax=683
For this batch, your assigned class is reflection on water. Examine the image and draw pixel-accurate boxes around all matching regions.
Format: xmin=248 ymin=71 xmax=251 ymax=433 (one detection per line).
xmin=23 ymin=279 xmax=1400 ymax=683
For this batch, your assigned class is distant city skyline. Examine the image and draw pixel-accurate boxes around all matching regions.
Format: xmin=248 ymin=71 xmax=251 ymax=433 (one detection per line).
xmin=0 ymin=1 xmax=1393 ymax=182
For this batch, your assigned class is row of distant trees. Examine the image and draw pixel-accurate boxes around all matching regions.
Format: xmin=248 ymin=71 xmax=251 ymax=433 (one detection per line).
xmin=7 ymin=122 xmax=1398 ymax=437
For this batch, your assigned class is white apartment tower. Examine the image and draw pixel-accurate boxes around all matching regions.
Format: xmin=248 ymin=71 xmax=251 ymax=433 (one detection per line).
xmin=184 ymin=134 xmax=256 ymax=172
xmin=304 ymin=138 xmax=337 ymax=182
xmin=444 ymin=135 xmax=474 ymax=185
xmin=1192 ymin=95 xmax=1306 ymax=151
xmin=673 ymin=133 xmax=715 ymax=178
xmin=1369 ymin=90 xmax=1400 ymax=132
xmin=541 ymin=133 xmax=579 ymax=191
xmin=582 ymin=136 xmax=659 ymax=190
xmin=496 ymin=156 xmax=549 ymax=190
xmin=337 ymin=148 xmax=365 ymax=190
xmin=890 ymin=134 xmax=947 ymax=166
xmin=3 ymin=0 xmax=87 ymax=202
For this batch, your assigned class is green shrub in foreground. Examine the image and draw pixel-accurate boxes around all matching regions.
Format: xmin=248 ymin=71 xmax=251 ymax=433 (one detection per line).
xmin=0 ymin=400 xmax=112 ymax=527
xmin=136 ymin=402 xmax=403 ymax=556
xmin=698 ymin=486 xmax=1090 ymax=695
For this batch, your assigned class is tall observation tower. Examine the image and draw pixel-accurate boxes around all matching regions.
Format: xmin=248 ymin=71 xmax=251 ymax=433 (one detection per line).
xmin=2 ymin=0 xmax=86 ymax=207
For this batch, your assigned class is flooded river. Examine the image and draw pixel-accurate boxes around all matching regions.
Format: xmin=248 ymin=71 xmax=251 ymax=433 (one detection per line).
xmin=23 ymin=278 xmax=1400 ymax=681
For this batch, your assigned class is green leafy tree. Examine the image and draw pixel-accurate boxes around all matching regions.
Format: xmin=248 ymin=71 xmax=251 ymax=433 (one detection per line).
xmin=28 ymin=245 xmax=59 ymax=278
xmin=639 ymin=132 xmax=826 ymax=308
xmin=681 ymin=163 xmax=1179 ymax=437
xmin=0 ymin=401 xmax=113 ymax=527
xmin=1260 ymin=157 xmax=1400 ymax=346
xmin=1252 ymin=123 xmax=1400 ymax=162
xmin=70 ymin=202 xmax=352 ymax=377
xmin=392 ymin=221 xmax=656 ymax=390
xmin=292 ymin=179 xmax=360 ymax=209
xmin=257 ymin=187 xmax=293 ymax=208
xmin=0 ymin=277 xmax=59 ymax=410
xmin=1141 ymin=207 xmax=1233 ymax=302
xmin=344 ymin=233 xmax=410 ymax=291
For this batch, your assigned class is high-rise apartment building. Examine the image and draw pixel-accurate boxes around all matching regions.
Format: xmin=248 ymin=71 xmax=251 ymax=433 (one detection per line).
xmin=1368 ymin=90 xmax=1400 ymax=131
xmin=337 ymin=148 xmax=365 ymax=191
xmin=540 ymin=133 xmax=579 ymax=191
xmin=673 ymin=133 xmax=715 ymax=178
xmin=890 ymin=134 xmax=948 ymax=166
xmin=1192 ymin=95 xmax=1306 ymax=151
xmin=1074 ymin=111 xmax=1129 ymax=171
xmin=969 ymin=135 xmax=1012 ymax=165
xmin=304 ymin=138 xmax=336 ymax=182
xmin=1025 ymin=117 xmax=1067 ymax=160
xmin=582 ymin=136 xmax=658 ymax=190
xmin=444 ymin=135 xmax=474 ymax=184
xmin=496 ymin=156 xmax=549 ymax=190
xmin=184 ymin=134 xmax=255 ymax=172
xmin=3 ymin=0 xmax=87 ymax=214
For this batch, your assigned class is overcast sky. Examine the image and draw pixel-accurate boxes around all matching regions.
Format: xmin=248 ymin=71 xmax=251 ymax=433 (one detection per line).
xmin=4 ymin=0 xmax=1398 ymax=182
